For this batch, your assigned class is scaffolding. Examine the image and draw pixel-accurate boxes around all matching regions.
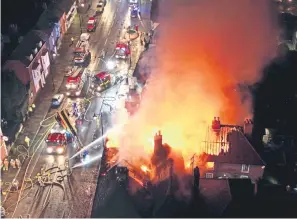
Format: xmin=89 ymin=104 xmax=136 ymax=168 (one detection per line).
xmin=189 ymin=123 xmax=243 ymax=172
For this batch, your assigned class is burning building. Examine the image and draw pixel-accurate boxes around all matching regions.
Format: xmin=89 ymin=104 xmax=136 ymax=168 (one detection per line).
xmin=190 ymin=118 xmax=265 ymax=183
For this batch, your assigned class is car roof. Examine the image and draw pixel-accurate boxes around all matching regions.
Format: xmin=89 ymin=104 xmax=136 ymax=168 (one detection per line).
xmin=47 ymin=133 xmax=65 ymax=141
xmin=95 ymin=71 xmax=109 ymax=79
xmin=116 ymin=43 xmax=128 ymax=48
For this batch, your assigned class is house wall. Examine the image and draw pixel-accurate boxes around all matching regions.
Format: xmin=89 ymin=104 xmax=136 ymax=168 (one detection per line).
xmin=59 ymin=13 xmax=67 ymax=37
xmin=203 ymin=163 xmax=265 ymax=182
xmin=66 ymin=2 xmax=77 ymax=30
xmin=1 ymin=128 xmax=8 ymax=161
xmin=27 ymin=43 xmax=50 ymax=105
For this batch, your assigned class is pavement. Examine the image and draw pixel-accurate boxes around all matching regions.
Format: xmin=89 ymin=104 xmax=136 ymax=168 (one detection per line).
xmin=1 ymin=0 xmax=153 ymax=218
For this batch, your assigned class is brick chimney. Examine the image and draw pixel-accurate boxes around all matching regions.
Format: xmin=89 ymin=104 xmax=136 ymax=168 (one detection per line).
xmin=154 ymin=131 xmax=162 ymax=154
xmin=244 ymin=119 xmax=253 ymax=136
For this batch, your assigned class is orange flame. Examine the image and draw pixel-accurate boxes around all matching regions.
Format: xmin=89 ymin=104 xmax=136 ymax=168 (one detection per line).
xmin=140 ymin=165 xmax=150 ymax=173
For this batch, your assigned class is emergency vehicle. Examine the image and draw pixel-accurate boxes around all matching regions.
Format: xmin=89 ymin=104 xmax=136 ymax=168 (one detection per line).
xmin=96 ymin=2 xmax=104 ymax=13
xmin=91 ymin=71 xmax=111 ymax=92
xmin=130 ymin=6 xmax=139 ymax=18
xmin=66 ymin=68 xmax=86 ymax=97
xmin=45 ymin=131 xmax=73 ymax=154
xmin=114 ymin=42 xmax=130 ymax=60
xmin=87 ymin=17 xmax=97 ymax=32
xmin=73 ymin=48 xmax=89 ymax=65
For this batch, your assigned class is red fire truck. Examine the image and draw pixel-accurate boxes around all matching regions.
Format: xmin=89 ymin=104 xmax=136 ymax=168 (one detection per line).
xmin=91 ymin=71 xmax=111 ymax=93
xmin=114 ymin=42 xmax=130 ymax=60
xmin=66 ymin=68 xmax=85 ymax=97
xmin=45 ymin=127 xmax=74 ymax=154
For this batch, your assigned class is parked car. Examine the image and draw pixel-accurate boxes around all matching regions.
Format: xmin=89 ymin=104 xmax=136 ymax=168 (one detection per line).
xmin=51 ymin=94 xmax=65 ymax=108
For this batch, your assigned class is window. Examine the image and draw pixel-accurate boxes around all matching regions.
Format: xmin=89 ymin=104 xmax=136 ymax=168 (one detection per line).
xmin=206 ymin=162 xmax=214 ymax=170
xmin=241 ymin=164 xmax=250 ymax=173
xmin=205 ymin=173 xmax=213 ymax=179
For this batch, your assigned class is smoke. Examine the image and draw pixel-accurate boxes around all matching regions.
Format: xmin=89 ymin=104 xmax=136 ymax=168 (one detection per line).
xmin=113 ymin=0 xmax=279 ymax=183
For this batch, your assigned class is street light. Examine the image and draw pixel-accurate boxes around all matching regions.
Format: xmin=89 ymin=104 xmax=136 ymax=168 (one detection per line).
xmin=81 ymin=3 xmax=85 ymax=7
xmin=106 ymin=60 xmax=116 ymax=70
xmin=100 ymin=58 xmax=116 ymax=70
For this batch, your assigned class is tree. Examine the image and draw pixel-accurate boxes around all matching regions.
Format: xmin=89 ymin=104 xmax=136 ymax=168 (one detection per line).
xmin=1 ymin=69 xmax=28 ymax=121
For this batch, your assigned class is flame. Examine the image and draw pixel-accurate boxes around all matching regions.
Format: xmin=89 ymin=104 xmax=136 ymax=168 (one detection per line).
xmin=206 ymin=162 xmax=215 ymax=169
xmin=140 ymin=165 xmax=150 ymax=173
xmin=103 ymin=0 xmax=278 ymax=174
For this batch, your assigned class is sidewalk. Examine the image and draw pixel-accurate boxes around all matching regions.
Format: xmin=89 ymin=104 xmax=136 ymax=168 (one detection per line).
xmin=1 ymin=12 xmax=86 ymax=208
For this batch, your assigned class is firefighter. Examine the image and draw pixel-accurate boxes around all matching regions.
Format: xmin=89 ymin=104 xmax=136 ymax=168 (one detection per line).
xmin=28 ymin=106 xmax=33 ymax=117
xmin=24 ymin=136 xmax=30 ymax=148
xmin=71 ymin=37 xmax=74 ymax=46
xmin=32 ymin=103 xmax=36 ymax=109
xmin=15 ymin=158 xmax=21 ymax=169
xmin=36 ymin=173 xmax=45 ymax=187
xmin=11 ymin=179 xmax=19 ymax=191
xmin=3 ymin=158 xmax=9 ymax=171
xmin=10 ymin=159 xmax=16 ymax=169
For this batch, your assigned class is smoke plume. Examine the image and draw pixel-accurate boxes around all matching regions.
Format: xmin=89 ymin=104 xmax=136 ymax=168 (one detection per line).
xmin=113 ymin=0 xmax=279 ymax=168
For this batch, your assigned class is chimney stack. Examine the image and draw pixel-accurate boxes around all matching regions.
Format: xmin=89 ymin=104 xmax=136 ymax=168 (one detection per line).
xmin=193 ymin=166 xmax=200 ymax=189
xmin=244 ymin=119 xmax=253 ymax=136
xmin=154 ymin=130 xmax=163 ymax=155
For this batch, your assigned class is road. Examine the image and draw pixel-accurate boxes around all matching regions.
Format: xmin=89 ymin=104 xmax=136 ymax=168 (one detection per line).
xmin=7 ymin=0 xmax=150 ymax=218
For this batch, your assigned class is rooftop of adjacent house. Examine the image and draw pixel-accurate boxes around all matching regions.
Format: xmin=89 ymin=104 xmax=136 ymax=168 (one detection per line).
xmin=35 ymin=0 xmax=76 ymax=32
xmin=199 ymin=178 xmax=232 ymax=217
xmin=9 ymin=30 xmax=45 ymax=66
xmin=91 ymin=182 xmax=141 ymax=218
xmin=206 ymin=128 xmax=265 ymax=166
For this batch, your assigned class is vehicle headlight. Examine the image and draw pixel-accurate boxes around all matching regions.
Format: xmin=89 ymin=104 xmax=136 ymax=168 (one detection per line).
xmin=115 ymin=55 xmax=119 ymax=58
xmin=66 ymin=84 xmax=70 ymax=89
xmin=97 ymin=86 xmax=101 ymax=91
xmin=91 ymin=84 xmax=94 ymax=88
xmin=66 ymin=92 xmax=70 ymax=96
xmin=57 ymin=147 xmax=64 ymax=154
xmin=76 ymin=91 xmax=81 ymax=96
xmin=47 ymin=147 xmax=53 ymax=153
xmin=122 ymin=56 xmax=125 ymax=58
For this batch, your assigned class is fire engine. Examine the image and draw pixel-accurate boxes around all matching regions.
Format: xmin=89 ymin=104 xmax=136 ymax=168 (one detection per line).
xmin=73 ymin=47 xmax=89 ymax=65
xmin=114 ymin=42 xmax=130 ymax=60
xmin=66 ymin=68 xmax=85 ymax=97
xmin=91 ymin=71 xmax=111 ymax=93
xmin=87 ymin=17 xmax=97 ymax=32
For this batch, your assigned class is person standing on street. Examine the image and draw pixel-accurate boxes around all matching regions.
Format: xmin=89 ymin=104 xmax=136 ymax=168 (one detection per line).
xmin=3 ymin=158 xmax=9 ymax=171
xmin=70 ymin=37 xmax=74 ymax=46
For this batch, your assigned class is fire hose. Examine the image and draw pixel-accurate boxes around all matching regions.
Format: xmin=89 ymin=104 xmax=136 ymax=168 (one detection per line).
xmin=7 ymin=123 xmax=55 ymax=218
xmin=2 ymin=124 xmax=55 ymax=204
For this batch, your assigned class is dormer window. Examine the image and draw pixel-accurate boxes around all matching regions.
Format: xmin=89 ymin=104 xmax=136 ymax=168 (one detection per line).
xmin=29 ymin=54 xmax=33 ymax=61
xmin=38 ymin=41 xmax=42 ymax=48
xmin=33 ymin=48 xmax=38 ymax=54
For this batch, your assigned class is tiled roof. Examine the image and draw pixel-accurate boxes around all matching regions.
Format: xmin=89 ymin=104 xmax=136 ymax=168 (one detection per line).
xmin=199 ymin=179 xmax=232 ymax=217
xmin=92 ymin=183 xmax=140 ymax=218
xmin=10 ymin=30 xmax=45 ymax=66
xmin=206 ymin=129 xmax=265 ymax=166
xmin=35 ymin=0 xmax=76 ymax=31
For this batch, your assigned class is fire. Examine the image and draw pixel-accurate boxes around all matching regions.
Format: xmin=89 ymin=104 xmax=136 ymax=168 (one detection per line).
xmin=140 ymin=165 xmax=150 ymax=173
xmin=107 ymin=0 xmax=278 ymax=173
